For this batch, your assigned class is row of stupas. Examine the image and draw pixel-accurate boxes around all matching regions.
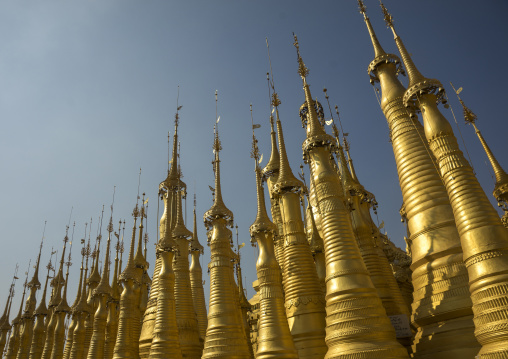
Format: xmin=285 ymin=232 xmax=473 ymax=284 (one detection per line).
xmin=1 ymin=1 xmax=508 ymax=359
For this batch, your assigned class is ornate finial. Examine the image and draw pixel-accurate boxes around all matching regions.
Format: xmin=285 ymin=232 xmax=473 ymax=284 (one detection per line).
xmin=272 ymin=106 xmax=304 ymax=193
xmin=204 ymin=90 xmax=234 ymax=228
xmin=379 ymin=1 xmax=443 ymax=109
xmin=379 ymin=1 xmax=394 ymax=29
xmin=250 ymin=119 xmax=277 ymax=237
xmin=358 ymin=0 xmax=367 ymax=15
xmin=293 ymin=33 xmax=309 ymax=79
xmin=450 ymin=83 xmax=477 ymax=125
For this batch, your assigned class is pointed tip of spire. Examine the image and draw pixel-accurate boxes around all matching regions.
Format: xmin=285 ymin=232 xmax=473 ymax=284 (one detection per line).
xmin=262 ymin=114 xmax=280 ymax=180
xmin=250 ymin=131 xmax=277 ymax=237
xmin=172 ymin=190 xmax=193 ymax=239
xmin=204 ymin=124 xmax=234 ymax=228
xmin=190 ymin=202 xmax=204 ymax=252
xmin=272 ymin=114 xmax=304 ymax=193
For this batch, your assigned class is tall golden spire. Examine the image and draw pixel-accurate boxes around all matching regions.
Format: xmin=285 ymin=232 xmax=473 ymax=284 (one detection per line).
xmin=235 ymin=220 xmax=254 ymax=358
xmin=140 ymin=113 xmax=181 ymax=358
xmin=452 ymin=85 xmax=508 ymax=228
xmin=51 ymin=230 xmax=73 ymax=359
xmin=0 ymin=268 xmax=18 ymax=356
xmin=379 ymin=1 xmax=444 ymax=109
xmin=294 ymin=35 xmax=408 ymax=358
xmin=63 ymin=229 xmax=87 ymax=359
xmin=204 ymin=126 xmax=234 ymax=226
xmin=339 ymin=135 xmax=412 ymax=348
xmin=30 ymin=258 xmax=52 ymax=359
xmin=382 ymin=3 xmax=508 ymax=357
xmin=202 ymin=92 xmax=250 ymax=359
xmin=261 ymin=76 xmax=285 ymax=277
xmin=189 ymin=195 xmax=207 ymax=344
xmin=249 ymin=127 xmax=298 ymax=359
xmin=17 ymin=226 xmax=45 ymax=359
xmin=5 ymin=264 xmax=29 ymax=359
xmin=42 ymin=226 xmax=70 ymax=359
xmin=83 ymin=212 xmax=104 ymax=359
xmin=148 ymin=190 xmax=182 ymax=359
xmin=146 ymin=101 xmax=183 ymax=359
xmin=68 ymin=238 xmax=92 ymax=359
xmin=104 ymin=222 xmax=122 ymax=359
xmin=358 ymin=0 xmax=386 ymax=58
xmin=270 ymin=88 xmax=327 ymax=358
xmin=358 ymin=4 xmax=480 ymax=356
xmin=88 ymin=200 xmax=114 ymax=359
xmin=172 ymin=184 xmax=202 ymax=358
xmin=293 ymin=35 xmax=331 ymax=147
xmin=113 ymin=197 xmax=144 ymax=359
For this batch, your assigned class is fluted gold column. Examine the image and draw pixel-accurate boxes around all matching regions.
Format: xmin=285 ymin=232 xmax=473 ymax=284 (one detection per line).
xmin=0 ymin=293 xmax=13 ymax=356
xmin=336 ymin=140 xmax=411 ymax=348
xmin=104 ymin=230 xmax=122 ymax=359
xmin=189 ymin=203 xmax=207 ymax=343
xmin=249 ymin=131 xmax=298 ymax=359
xmin=83 ymin=242 xmax=102 ymax=359
xmin=453 ymin=92 xmax=508 ymax=228
xmin=113 ymin=205 xmax=144 ymax=359
xmin=201 ymin=124 xmax=251 ymax=359
xmin=236 ymin=254 xmax=254 ymax=359
xmin=140 ymin=117 xmax=182 ymax=358
xmin=29 ymin=272 xmax=49 ymax=359
xmin=293 ymin=35 xmax=407 ymax=358
xmin=148 ymin=185 xmax=181 ymax=358
xmin=50 ymin=260 xmax=72 ymax=359
xmin=172 ymin=189 xmax=202 ymax=359
xmin=68 ymin=244 xmax=91 ymax=359
xmin=63 ymin=243 xmax=86 ymax=359
xmin=41 ymin=234 xmax=69 ymax=359
xmin=262 ymin=115 xmax=285 ymax=271
xmin=271 ymin=98 xmax=327 ymax=359
xmin=87 ymin=218 xmax=113 ymax=359
xmin=357 ymin=3 xmax=480 ymax=357
xmin=381 ymin=3 xmax=508 ymax=357
xmin=18 ymin=242 xmax=44 ymax=359
xmin=5 ymin=280 xmax=27 ymax=359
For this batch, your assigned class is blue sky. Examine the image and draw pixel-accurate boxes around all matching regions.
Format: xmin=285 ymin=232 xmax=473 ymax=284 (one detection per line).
xmin=0 ymin=1 xmax=507 ymax=314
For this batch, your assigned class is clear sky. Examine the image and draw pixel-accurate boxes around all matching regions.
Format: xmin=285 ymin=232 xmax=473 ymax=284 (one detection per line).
xmin=0 ymin=1 xmax=507 ymax=316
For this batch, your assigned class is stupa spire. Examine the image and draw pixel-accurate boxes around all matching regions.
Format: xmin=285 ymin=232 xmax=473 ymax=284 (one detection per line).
xmin=0 ymin=266 xmax=18 ymax=356
xmin=71 ymin=224 xmax=87 ymax=311
xmin=293 ymin=34 xmax=328 ymax=141
xmin=88 ymin=195 xmax=115 ymax=359
xmin=250 ymin=112 xmax=276 ymax=235
xmin=249 ymin=126 xmax=297 ymax=358
xmin=113 ymin=195 xmax=144 ymax=359
xmin=357 ymin=5 xmax=480 ymax=356
xmin=379 ymin=1 xmax=445 ymax=109
xmin=204 ymin=91 xmax=234 ymax=227
xmin=358 ymin=0 xmax=386 ymax=58
xmin=261 ymin=47 xmax=286 ymax=273
xmin=201 ymin=91 xmax=250 ymax=359
xmin=172 ymin=169 xmax=201 ymax=358
xmin=50 ymin=225 xmax=74 ymax=359
xmin=380 ymin=2 xmax=424 ymax=87
xmin=262 ymin=67 xmax=280 ymax=180
xmin=452 ymin=84 xmax=508 ymax=227
xmin=272 ymin=97 xmax=303 ymax=191
xmin=27 ymin=222 xmax=45 ymax=292
xmin=381 ymin=4 xmax=508 ymax=357
xmin=189 ymin=194 xmax=207 ymax=343
xmin=4 ymin=265 xmax=29 ymax=359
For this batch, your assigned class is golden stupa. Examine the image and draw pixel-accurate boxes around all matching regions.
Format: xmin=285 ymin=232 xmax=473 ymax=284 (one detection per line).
xmin=1 ymin=3 xmax=507 ymax=359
